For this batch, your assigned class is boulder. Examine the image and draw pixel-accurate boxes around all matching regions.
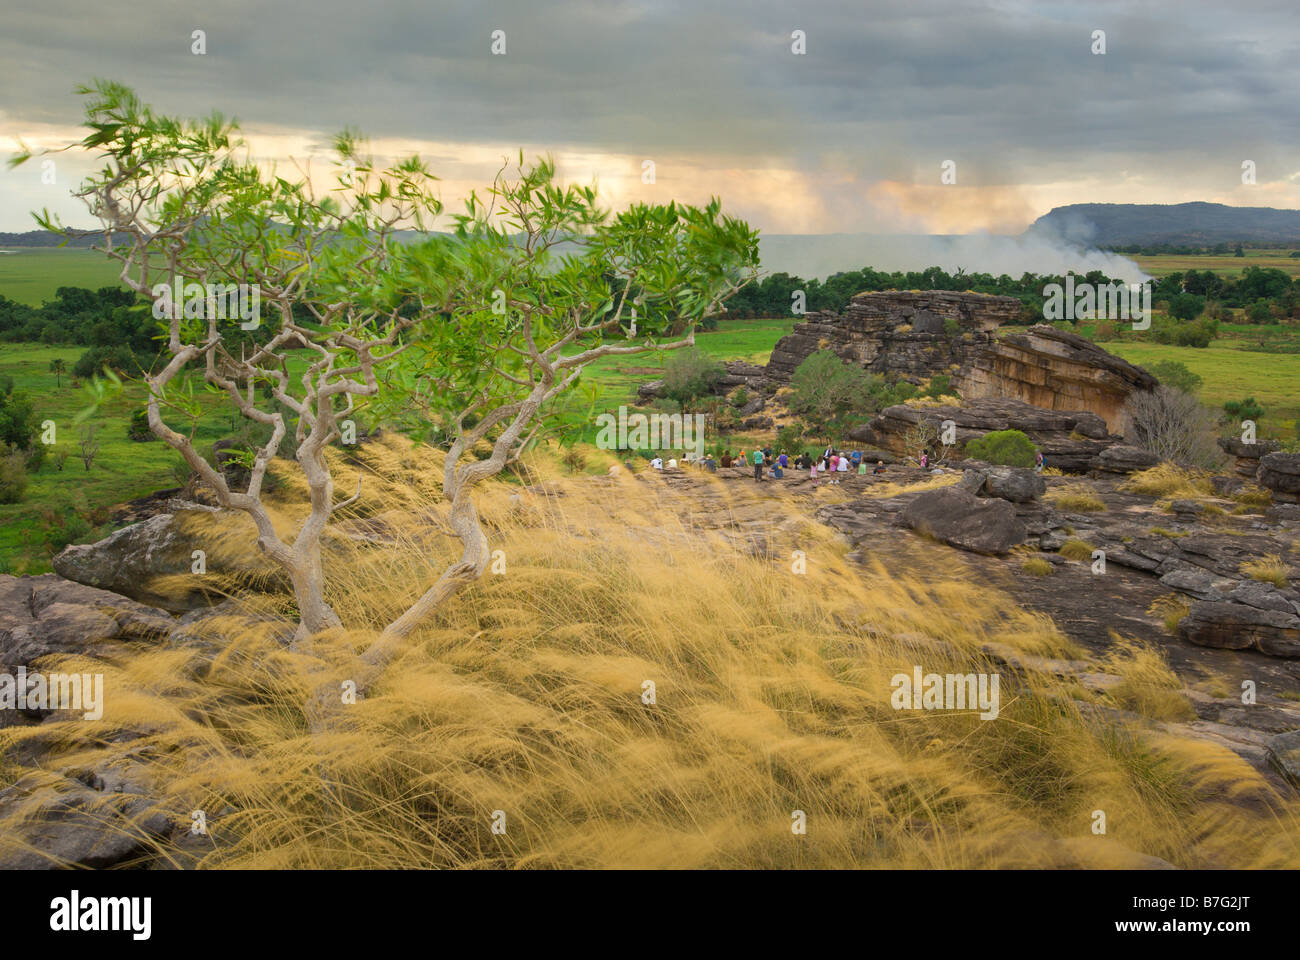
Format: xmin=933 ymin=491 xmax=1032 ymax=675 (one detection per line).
xmin=982 ymin=466 xmax=1045 ymax=503
xmin=1097 ymin=445 xmax=1160 ymax=474
xmin=0 ymin=772 xmax=171 ymax=870
xmin=1257 ymin=452 xmax=1300 ymax=504
xmin=1178 ymin=601 xmax=1300 ymax=657
xmin=901 ymin=487 xmax=1027 ymax=555
xmin=52 ymin=506 xmax=280 ymax=612
xmin=0 ymin=574 xmax=175 ymax=667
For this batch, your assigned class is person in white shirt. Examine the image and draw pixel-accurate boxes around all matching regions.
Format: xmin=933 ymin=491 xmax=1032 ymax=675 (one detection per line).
xmin=837 ymin=455 xmax=848 ymax=473
xmin=666 ymin=458 xmax=677 ymax=469
xmin=650 ymin=457 xmax=663 ymax=469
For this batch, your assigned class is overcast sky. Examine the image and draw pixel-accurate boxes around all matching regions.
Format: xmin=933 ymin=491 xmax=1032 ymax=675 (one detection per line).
xmin=2 ymin=0 xmax=1299 ymax=236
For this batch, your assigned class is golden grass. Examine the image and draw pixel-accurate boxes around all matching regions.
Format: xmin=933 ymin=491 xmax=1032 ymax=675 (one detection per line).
xmin=1058 ymin=539 xmax=1095 ymax=562
xmin=1232 ymin=485 xmax=1273 ymax=508
xmin=1241 ymin=554 xmax=1289 ymax=588
xmin=1121 ymin=464 xmax=1213 ymax=500
xmin=1147 ymin=594 xmax=1191 ymax=634
xmin=1021 ymin=557 xmax=1053 ymax=576
xmin=1 ymin=433 xmax=1297 ymax=869
xmin=1099 ymin=635 xmax=1195 ymax=723
xmin=1045 ymin=484 xmax=1107 ymax=512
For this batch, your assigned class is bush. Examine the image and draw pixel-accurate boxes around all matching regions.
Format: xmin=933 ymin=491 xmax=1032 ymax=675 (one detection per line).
xmin=1124 ymin=387 xmax=1222 ymax=469
xmin=0 ymin=444 xmax=28 ymax=504
xmin=560 ymin=446 xmax=588 ymax=474
xmin=660 ymin=348 xmax=725 ymax=412
xmin=775 ymin=423 xmax=803 ymax=453
xmin=729 ymin=387 xmax=749 ymax=409
xmin=963 ymin=429 xmax=1036 ymax=468
xmin=1223 ymin=397 xmax=1265 ymax=422
xmin=1148 ymin=360 xmax=1202 ymax=395
xmin=127 ymin=408 xmax=155 ymax=442
xmin=1241 ymin=555 xmax=1288 ymax=588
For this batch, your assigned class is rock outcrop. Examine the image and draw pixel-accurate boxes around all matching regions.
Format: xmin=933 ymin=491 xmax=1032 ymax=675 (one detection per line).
xmin=1219 ymin=436 xmax=1281 ymax=479
xmin=764 ymin=290 xmax=1155 ymax=431
xmin=1257 ymin=452 xmax=1300 ymax=504
xmin=52 ymin=502 xmax=283 ymax=612
xmin=854 ymin=397 xmax=1122 ymax=472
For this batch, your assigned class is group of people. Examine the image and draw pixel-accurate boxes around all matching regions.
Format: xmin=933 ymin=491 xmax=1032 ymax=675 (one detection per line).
xmin=643 ymin=442 xmax=1047 ymax=481
xmin=708 ymin=445 xmax=889 ymax=485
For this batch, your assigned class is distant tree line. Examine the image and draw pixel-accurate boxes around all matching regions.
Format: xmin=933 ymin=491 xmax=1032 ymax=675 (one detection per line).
xmin=723 ymin=263 xmax=1300 ymax=326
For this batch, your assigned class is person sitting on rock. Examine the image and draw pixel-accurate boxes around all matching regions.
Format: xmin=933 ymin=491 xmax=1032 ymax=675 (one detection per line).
xmin=650 ymin=456 xmax=663 ymax=470
xmin=836 ymin=453 xmax=848 ymax=475
xmin=666 ymin=457 xmax=677 ymax=469
xmin=873 ymin=460 xmax=886 ymax=475
xmin=721 ymin=451 xmax=733 ymax=468
xmin=778 ymin=451 xmax=789 ymax=469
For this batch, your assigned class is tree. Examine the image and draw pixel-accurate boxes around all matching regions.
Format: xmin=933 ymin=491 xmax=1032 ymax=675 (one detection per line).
xmin=48 ymin=357 xmax=66 ymax=387
xmin=660 ymin=348 xmax=725 ymax=412
xmin=20 ymin=81 xmax=758 ymax=650
xmin=787 ymin=350 xmax=870 ymax=442
xmin=1168 ymin=292 xmax=1206 ymax=322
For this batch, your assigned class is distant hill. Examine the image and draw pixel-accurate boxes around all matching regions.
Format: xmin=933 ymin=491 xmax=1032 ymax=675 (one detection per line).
xmin=0 ymin=230 xmax=100 ymax=248
xmin=1026 ymin=202 xmax=1300 ymax=248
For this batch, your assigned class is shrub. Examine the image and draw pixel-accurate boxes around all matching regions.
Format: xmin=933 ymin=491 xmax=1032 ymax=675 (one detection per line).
xmin=1148 ymin=360 xmax=1202 ymax=395
xmin=1223 ymin=397 xmax=1265 ymax=422
xmin=963 ymin=429 xmax=1036 ymax=468
xmin=127 ymin=408 xmax=155 ymax=442
xmin=1124 ymin=387 xmax=1222 ymax=469
xmin=560 ymin=446 xmax=588 ymax=474
xmin=660 ymin=348 xmax=725 ymax=412
xmin=0 ymin=444 xmax=28 ymax=504
xmin=729 ymin=387 xmax=749 ymax=409
xmin=775 ymin=423 xmax=803 ymax=453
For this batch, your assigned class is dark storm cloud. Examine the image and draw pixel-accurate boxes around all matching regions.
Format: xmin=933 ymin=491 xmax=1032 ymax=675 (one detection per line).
xmin=2 ymin=0 xmax=1299 ymax=230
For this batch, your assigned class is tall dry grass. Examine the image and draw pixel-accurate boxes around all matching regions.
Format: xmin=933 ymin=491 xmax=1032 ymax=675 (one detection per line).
xmin=2 ymin=434 xmax=1298 ymax=869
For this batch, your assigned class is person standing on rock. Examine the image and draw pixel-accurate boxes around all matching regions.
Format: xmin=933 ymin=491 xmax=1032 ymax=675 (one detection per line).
xmin=920 ymin=452 xmax=929 ymax=471
xmin=752 ymin=448 xmax=765 ymax=482
xmin=1035 ymin=450 xmax=1045 ymax=473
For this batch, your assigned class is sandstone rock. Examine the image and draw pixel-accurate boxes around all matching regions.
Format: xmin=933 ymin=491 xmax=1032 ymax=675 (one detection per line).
xmin=1179 ymin=601 xmax=1300 ymax=657
xmin=1227 ymin=580 xmax=1296 ymax=614
xmin=1210 ymin=475 xmax=1245 ymax=496
xmin=1258 ymin=452 xmax=1300 ymax=504
xmin=1097 ymin=444 xmax=1160 ymax=474
xmin=0 ymin=574 xmax=175 ymax=667
xmin=1170 ymin=499 xmax=1204 ymax=520
xmin=52 ymin=507 xmax=279 ymax=612
xmin=901 ymin=487 xmax=1027 ymax=555
xmin=957 ymin=469 xmax=988 ymax=495
xmin=1266 ymin=730 xmax=1300 ymax=786
xmin=982 ymin=466 xmax=1045 ymax=503
xmin=636 ymin=379 xmax=664 ymax=399
xmin=1159 ymin=568 xmax=1226 ymax=602
xmin=0 ymin=773 xmax=171 ymax=870
xmin=866 ymin=397 xmax=1117 ymax=473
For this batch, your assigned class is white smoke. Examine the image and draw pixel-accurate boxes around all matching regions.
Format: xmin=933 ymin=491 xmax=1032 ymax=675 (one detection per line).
xmin=756 ymin=232 xmax=1149 ymax=284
